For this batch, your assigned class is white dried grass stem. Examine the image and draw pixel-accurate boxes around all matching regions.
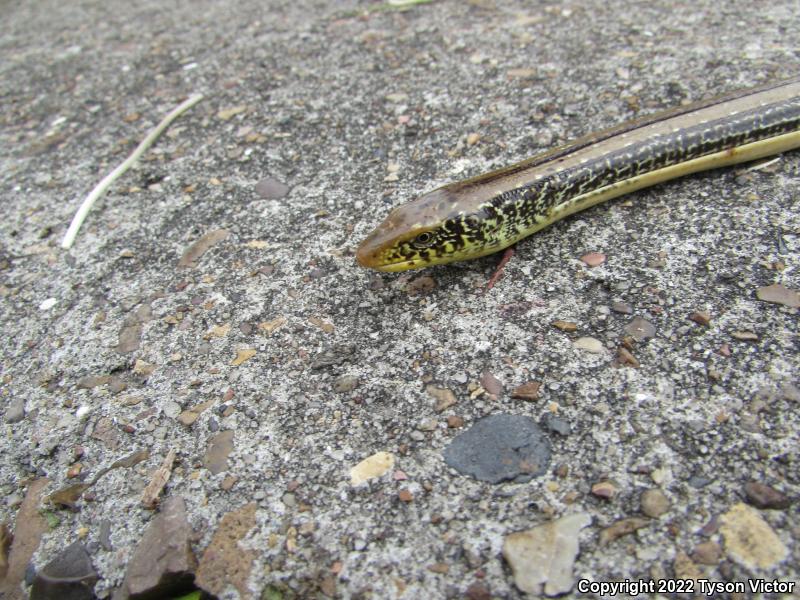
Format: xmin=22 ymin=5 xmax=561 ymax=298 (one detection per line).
xmin=61 ymin=93 xmax=204 ymax=249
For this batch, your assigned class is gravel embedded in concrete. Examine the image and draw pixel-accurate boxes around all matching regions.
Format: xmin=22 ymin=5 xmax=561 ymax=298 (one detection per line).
xmin=1 ymin=0 xmax=798 ymax=598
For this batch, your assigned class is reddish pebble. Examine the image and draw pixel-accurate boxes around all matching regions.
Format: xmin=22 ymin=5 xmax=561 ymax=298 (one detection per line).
xmin=591 ymin=480 xmax=618 ymax=499
xmin=580 ymin=252 xmax=606 ymax=267
xmin=398 ymin=489 xmax=414 ymax=502
xmin=480 ymin=370 xmax=503 ymax=397
xmin=465 ymin=582 xmax=491 ymax=600
xmin=689 ymin=311 xmax=712 ymax=326
xmin=393 ymin=470 xmax=408 ymax=481
xmin=446 ymin=415 xmax=464 ymax=428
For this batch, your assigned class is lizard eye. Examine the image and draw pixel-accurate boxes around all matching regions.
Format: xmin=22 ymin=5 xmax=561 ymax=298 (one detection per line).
xmin=411 ymin=231 xmax=436 ymax=249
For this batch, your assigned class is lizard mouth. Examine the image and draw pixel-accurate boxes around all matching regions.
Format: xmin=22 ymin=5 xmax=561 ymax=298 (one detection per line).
xmin=355 ymin=242 xmax=423 ymax=272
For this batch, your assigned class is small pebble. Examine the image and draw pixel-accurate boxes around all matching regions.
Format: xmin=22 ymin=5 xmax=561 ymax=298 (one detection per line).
xmin=611 ymin=301 xmax=633 ymax=314
xmin=731 ymin=331 xmax=759 ymax=342
xmin=255 ymin=176 xmax=290 ymax=199
xmin=743 ymin=481 xmax=790 ymax=509
xmin=579 ymin=252 xmax=606 ymax=267
xmin=574 ymin=337 xmax=604 ymax=353
xmin=541 ymin=413 xmax=570 ymax=436
xmin=673 ymin=550 xmax=702 ymax=581
xmin=640 ymin=488 xmax=670 ymax=517
xmin=427 ymin=385 xmax=457 ymax=412
xmin=39 ymin=298 xmax=57 ymax=310
xmin=333 ymin=375 xmax=359 ymax=393
xmin=503 ymin=513 xmax=591 ymax=595
xmin=406 ymin=276 xmax=436 ymax=295
xmin=755 ymin=283 xmax=800 ymax=308
xmin=688 ymin=311 xmax=712 ymax=326
xmin=719 ymin=502 xmax=788 ymax=569
xmin=688 ymin=475 xmax=711 ymax=488
xmin=552 ymin=320 xmax=578 ymax=332
xmin=446 ymin=416 xmax=464 ymax=428
xmin=625 ymin=317 xmax=656 ymax=341
xmin=692 ymin=541 xmax=722 ymax=565
xmin=417 ymin=419 xmax=438 ymax=432
xmin=5 ymin=397 xmax=25 ymax=423
xmin=350 ymin=452 xmax=395 ymax=486
xmin=591 ymin=481 xmax=617 ymax=499
xmin=480 ymin=370 xmax=503 ymax=398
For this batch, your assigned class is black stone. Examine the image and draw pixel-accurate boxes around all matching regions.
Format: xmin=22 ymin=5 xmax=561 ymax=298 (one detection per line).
xmin=443 ymin=414 xmax=552 ymax=484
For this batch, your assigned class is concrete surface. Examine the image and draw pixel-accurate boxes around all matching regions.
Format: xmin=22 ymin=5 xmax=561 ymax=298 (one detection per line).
xmin=1 ymin=0 xmax=798 ymax=598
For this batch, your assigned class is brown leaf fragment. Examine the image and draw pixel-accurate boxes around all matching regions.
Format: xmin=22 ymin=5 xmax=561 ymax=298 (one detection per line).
xmin=552 ymin=320 xmax=577 ymax=332
xmin=178 ymin=229 xmax=230 ymax=268
xmin=116 ymin=323 xmax=142 ymax=354
xmin=204 ymin=323 xmax=231 ymax=339
xmin=203 ymin=431 xmax=235 ymax=475
xmin=0 ymin=479 xmax=49 ymax=595
xmin=48 ymin=483 xmax=91 ymax=509
xmin=512 ymin=382 xmax=542 ymax=401
xmin=756 ymin=283 xmax=800 ymax=308
xmin=178 ymin=399 xmax=215 ymax=427
xmin=76 ymin=375 xmax=112 ymax=389
xmin=141 ymin=449 xmax=176 ymax=510
xmin=257 ymin=316 xmax=287 ymax=335
xmin=91 ymin=417 xmax=121 ymax=449
xmin=118 ymin=496 xmax=196 ymax=599
xmin=195 ymin=503 xmax=258 ymax=600
xmin=480 ymin=370 xmax=503 ymax=398
xmin=308 ymin=316 xmax=334 ymax=333
xmin=231 ymin=348 xmax=256 ymax=366
xmin=0 ymin=522 xmax=12 ymax=580
xmin=110 ymin=449 xmax=150 ymax=471
xmin=617 ymin=346 xmax=640 ymax=368
xmin=598 ymin=517 xmax=650 ymax=545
